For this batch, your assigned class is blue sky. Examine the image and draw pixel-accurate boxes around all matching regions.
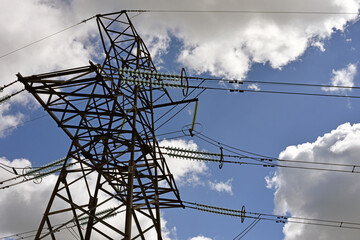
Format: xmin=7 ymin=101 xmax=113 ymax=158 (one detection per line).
xmin=1 ymin=1 xmax=360 ymax=239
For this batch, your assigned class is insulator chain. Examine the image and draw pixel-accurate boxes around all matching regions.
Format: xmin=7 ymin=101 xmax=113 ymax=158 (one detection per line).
xmin=22 ymin=159 xmax=75 ymax=184
xmin=25 ymin=157 xmax=66 ymax=176
xmin=119 ymin=67 xmax=183 ymax=80
xmin=0 ymin=95 xmax=11 ymax=104
xmin=0 ymin=89 xmax=25 ymax=105
xmin=194 ymin=202 xmax=246 ymax=223
xmin=119 ymin=67 xmax=188 ymax=91
xmin=161 ymin=146 xmax=221 ymax=162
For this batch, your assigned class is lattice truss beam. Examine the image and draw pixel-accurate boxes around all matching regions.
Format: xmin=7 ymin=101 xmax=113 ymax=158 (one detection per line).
xmin=17 ymin=11 xmax=184 ymax=239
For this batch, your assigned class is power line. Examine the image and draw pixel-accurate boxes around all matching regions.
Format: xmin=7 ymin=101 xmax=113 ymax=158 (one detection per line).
xmin=0 ymin=97 xmax=90 ymax=135
xmin=184 ymin=84 xmax=360 ymax=99
xmin=183 ymin=132 xmax=360 ymax=174
xmin=125 ymin=9 xmax=360 ymax=15
xmin=154 ymin=78 xmax=206 ymax=131
xmin=0 ymin=158 xmax=77 ymax=189
xmin=0 ymin=16 xmax=96 ymax=60
xmin=122 ymin=72 xmax=360 ymax=99
xmin=190 ymin=76 xmax=360 ymax=90
xmin=2 ymin=68 xmax=356 ymax=137
xmin=233 ymin=215 xmax=262 ymax=240
xmin=0 ymin=114 xmax=48 ymax=135
xmin=184 ymin=201 xmax=360 ymax=230
xmin=161 ymin=145 xmax=360 ymax=174
xmin=2 ymin=199 xmax=360 ymax=240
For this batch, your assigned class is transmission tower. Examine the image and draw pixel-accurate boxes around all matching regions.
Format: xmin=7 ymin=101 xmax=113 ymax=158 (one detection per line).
xmin=17 ymin=11 xmax=194 ymax=239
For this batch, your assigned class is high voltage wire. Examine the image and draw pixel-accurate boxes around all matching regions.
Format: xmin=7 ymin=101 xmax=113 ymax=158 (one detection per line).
xmin=184 ymin=131 xmax=360 ymax=174
xmin=189 ymin=84 xmax=360 ymax=99
xmin=2 ymin=199 xmax=360 ymax=240
xmin=0 ymin=113 xmax=48 ymax=135
xmin=2 ymin=129 xmax=359 ymax=190
xmin=183 ymin=201 xmax=360 ymax=230
xmin=0 ymin=75 xmax=357 ymax=136
xmin=190 ymin=76 xmax=360 ymax=90
xmin=126 ymin=9 xmax=359 ymax=15
xmin=233 ymin=215 xmax=262 ymax=240
xmin=0 ymin=97 xmax=88 ymax=135
xmin=120 ymin=69 xmax=360 ymax=99
xmin=0 ymin=16 xmax=96 ymax=60
xmin=0 ymin=157 xmax=79 ymax=189
xmin=160 ymin=144 xmax=360 ymax=174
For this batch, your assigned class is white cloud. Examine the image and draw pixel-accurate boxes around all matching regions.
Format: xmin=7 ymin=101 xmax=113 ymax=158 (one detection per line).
xmin=162 ymin=217 xmax=177 ymax=240
xmin=311 ymin=41 xmax=326 ymax=52
xmin=248 ymin=83 xmax=261 ymax=91
xmin=208 ymin=179 xmax=234 ymax=195
xmin=189 ymin=235 xmax=213 ymax=240
xmin=0 ymin=103 xmax=24 ymax=138
xmin=159 ymin=139 xmax=208 ymax=186
xmin=323 ymin=63 xmax=357 ymax=92
xmin=135 ymin=0 xmax=360 ymax=78
xmin=266 ymin=122 xmax=360 ymax=240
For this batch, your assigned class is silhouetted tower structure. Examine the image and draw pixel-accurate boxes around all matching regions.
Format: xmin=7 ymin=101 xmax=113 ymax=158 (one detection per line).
xmin=18 ymin=11 xmax=192 ymax=239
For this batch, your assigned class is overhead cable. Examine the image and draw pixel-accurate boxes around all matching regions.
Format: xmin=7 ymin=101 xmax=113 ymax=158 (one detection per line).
xmin=0 ymin=16 xmax=96 ymax=60
xmin=0 ymin=158 xmax=76 ymax=189
xmin=161 ymin=145 xmax=360 ymax=174
xmin=121 ymin=70 xmax=360 ymax=99
xmin=184 ymin=201 xmax=360 ymax=230
xmin=125 ymin=9 xmax=360 ymax=15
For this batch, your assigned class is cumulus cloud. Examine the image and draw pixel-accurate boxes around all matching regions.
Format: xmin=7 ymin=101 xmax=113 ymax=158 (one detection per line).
xmin=159 ymin=139 xmax=208 ymax=186
xmin=208 ymin=179 xmax=234 ymax=195
xmin=131 ymin=0 xmax=360 ymax=78
xmin=247 ymin=83 xmax=261 ymax=91
xmin=311 ymin=41 xmax=326 ymax=52
xmin=189 ymin=235 xmax=213 ymax=240
xmin=0 ymin=103 xmax=24 ymax=138
xmin=323 ymin=63 xmax=357 ymax=92
xmin=266 ymin=122 xmax=360 ymax=240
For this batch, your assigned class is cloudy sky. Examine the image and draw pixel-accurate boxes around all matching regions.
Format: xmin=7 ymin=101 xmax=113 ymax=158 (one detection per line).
xmin=1 ymin=0 xmax=360 ymax=239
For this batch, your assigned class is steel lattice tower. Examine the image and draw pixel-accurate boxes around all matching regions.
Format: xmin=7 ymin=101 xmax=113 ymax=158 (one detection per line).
xmin=17 ymin=11 xmax=192 ymax=239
